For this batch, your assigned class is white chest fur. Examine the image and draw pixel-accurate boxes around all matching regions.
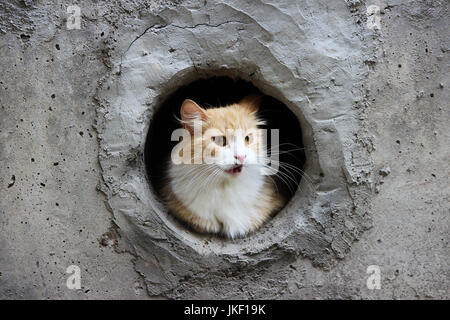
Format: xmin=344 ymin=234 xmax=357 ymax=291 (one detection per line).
xmin=169 ymin=164 xmax=265 ymax=238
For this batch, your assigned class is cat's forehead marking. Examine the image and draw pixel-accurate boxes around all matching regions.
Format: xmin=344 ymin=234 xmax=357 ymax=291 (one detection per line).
xmin=204 ymin=103 xmax=258 ymax=132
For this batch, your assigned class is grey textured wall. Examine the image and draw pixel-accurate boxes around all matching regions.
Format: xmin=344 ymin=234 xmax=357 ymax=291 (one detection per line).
xmin=0 ymin=0 xmax=448 ymax=299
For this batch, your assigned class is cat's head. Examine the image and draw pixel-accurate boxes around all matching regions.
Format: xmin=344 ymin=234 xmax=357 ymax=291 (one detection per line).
xmin=179 ymin=95 xmax=265 ymax=178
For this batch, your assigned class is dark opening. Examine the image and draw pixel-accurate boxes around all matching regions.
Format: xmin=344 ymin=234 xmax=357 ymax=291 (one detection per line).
xmin=145 ymin=76 xmax=305 ymax=221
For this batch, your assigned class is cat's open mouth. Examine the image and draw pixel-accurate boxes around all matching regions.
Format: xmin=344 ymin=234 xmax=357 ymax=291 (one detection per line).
xmin=225 ymin=165 xmax=243 ymax=175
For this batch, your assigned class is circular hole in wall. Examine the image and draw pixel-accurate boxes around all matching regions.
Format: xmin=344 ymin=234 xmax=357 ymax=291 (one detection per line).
xmin=144 ymin=76 xmax=305 ymax=237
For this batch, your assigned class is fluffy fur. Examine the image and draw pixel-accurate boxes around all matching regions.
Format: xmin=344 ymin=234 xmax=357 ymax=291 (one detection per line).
xmin=162 ymin=96 xmax=284 ymax=239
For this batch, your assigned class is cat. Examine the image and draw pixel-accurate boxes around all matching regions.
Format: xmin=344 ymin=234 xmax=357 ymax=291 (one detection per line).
xmin=162 ymin=95 xmax=285 ymax=239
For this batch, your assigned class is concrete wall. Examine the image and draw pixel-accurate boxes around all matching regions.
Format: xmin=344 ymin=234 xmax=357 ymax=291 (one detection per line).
xmin=0 ymin=0 xmax=448 ymax=299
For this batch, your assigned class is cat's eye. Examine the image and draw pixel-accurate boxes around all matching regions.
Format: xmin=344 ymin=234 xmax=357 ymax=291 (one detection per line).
xmin=245 ymin=134 xmax=253 ymax=144
xmin=212 ymin=135 xmax=227 ymax=146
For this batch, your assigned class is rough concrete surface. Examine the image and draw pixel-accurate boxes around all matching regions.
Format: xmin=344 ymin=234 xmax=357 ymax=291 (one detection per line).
xmin=0 ymin=0 xmax=448 ymax=299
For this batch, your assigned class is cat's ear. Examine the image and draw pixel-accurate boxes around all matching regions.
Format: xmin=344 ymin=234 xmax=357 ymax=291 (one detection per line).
xmin=239 ymin=94 xmax=262 ymax=113
xmin=180 ymin=99 xmax=207 ymax=133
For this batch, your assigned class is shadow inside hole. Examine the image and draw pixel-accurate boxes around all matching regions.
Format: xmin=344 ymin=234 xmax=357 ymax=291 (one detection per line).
xmin=145 ymin=76 xmax=305 ymax=234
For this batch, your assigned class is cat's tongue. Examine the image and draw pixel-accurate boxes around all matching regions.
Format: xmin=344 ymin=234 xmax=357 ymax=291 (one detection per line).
xmin=226 ymin=165 xmax=243 ymax=175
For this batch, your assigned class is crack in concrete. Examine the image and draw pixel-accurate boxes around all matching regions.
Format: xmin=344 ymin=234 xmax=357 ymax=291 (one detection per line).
xmin=119 ymin=20 xmax=245 ymax=73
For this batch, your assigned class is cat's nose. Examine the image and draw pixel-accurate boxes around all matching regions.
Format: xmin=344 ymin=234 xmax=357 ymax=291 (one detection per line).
xmin=234 ymin=155 xmax=246 ymax=164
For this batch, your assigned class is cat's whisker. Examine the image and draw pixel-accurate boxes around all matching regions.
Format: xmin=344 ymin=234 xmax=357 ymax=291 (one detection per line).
xmin=264 ymin=159 xmax=314 ymax=185
xmin=263 ymin=151 xmax=304 ymax=161
xmin=260 ymin=164 xmax=297 ymax=194
xmin=265 ymin=147 xmax=305 ymax=153
xmin=264 ymin=149 xmax=304 ymax=155
xmin=176 ymin=165 xmax=219 ymax=192
xmin=257 ymin=158 xmax=315 ymax=194
xmin=202 ymin=167 xmax=221 ymax=188
xmin=265 ymin=142 xmax=305 ymax=151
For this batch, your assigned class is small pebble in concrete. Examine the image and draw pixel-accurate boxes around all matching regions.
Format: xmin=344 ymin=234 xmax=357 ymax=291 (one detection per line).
xmin=7 ymin=175 xmax=15 ymax=188
xmin=100 ymin=235 xmax=115 ymax=247
xmin=379 ymin=167 xmax=391 ymax=177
